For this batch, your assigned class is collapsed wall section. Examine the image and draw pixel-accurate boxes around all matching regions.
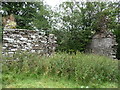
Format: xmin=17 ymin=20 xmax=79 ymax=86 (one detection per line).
xmin=2 ymin=29 xmax=57 ymax=56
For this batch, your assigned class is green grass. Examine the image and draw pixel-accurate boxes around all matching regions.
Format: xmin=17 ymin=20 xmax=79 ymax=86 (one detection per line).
xmin=2 ymin=74 xmax=117 ymax=88
xmin=0 ymin=44 xmax=2 ymax=90
xmin=3 ymin=75 xmax=80 ymax=88
xmin=2 ymin=51 xmax=119 ymax=88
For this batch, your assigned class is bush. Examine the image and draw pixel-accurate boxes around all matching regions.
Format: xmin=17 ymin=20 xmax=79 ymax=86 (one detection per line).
xmin=2 ymin=51 xmax=119 ymax=84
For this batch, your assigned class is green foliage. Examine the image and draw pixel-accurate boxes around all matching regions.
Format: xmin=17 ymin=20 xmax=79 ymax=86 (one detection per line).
xmin=0 ymin=15 xmax=2 ymax=43
xmin=114 ymin=28 xmax=120 ymax=59
xmin=0 ymin=28 xmax=2 ymax=43
xmin=2 ymin=52 xmax=119 ymax=85
xmin=108 ymin=2 xmax=120 ymax=59
xmin=2 ymin=2 xmax=51 ymax=30
xmin=50 ymin=2 xmax=120 ymax=59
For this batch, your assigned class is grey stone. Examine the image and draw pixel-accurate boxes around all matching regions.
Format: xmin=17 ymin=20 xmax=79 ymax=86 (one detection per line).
xmin=2 ymin=29 xmax=57 ymax=57
xmin=86 ymin=31 xmax=117 ymax=59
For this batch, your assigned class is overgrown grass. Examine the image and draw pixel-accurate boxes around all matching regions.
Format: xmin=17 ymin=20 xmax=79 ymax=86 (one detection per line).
xmin=2 ymin=51 xmax=119 ymax=88
xmin=0 ymin=44 xmax=2 ymax=89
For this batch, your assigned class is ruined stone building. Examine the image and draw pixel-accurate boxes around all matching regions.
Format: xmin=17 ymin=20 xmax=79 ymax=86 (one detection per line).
xmin=2 ymin=14 xmax=118 ymax=59
xmin=86 ymin=31 xmax=117 ymax=59
xmin=86 ymin=13 xmax=118 ymax=59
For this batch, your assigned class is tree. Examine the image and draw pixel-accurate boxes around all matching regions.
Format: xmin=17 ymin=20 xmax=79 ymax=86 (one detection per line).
xmin=51 ymin=1 xmax=120 ymax=58
xmin=51 ymin=2 xmax=93 ymax=52
xmin=2 ymin=1 xmax=51 ymax=30
xmin=109 ymin=2 xmax=120 ymax=59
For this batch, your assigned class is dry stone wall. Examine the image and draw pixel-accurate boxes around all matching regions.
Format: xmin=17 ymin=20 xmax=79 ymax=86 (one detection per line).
xmin=2 ymin=29 xmax=57 ymax=56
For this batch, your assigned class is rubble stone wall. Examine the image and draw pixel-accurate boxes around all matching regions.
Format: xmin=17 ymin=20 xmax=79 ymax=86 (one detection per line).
xmin=86 ymin=31 xmax=117 ymax=59
xmin=2 ymin=29 xmax=57 ymax=56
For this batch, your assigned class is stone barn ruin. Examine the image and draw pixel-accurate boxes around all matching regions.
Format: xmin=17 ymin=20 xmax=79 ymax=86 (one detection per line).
xmin=86 ymin=31 xmax=117 ymax=59
xmin=2 ymin=14 xmax=118 ymax=59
